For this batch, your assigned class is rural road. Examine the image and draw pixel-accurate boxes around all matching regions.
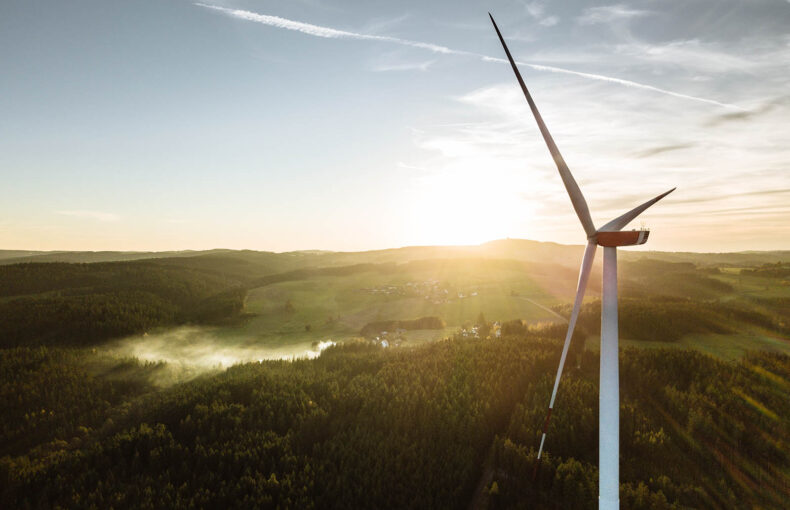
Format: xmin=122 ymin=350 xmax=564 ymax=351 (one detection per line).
xmin=519 ymin=297 xmax=568 ymax=323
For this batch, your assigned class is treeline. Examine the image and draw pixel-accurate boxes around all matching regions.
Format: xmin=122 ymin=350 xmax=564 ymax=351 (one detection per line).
xmin=620 ymin=259 xmax=733 ymax=300
xmin=500 ymin=320 xmax=573 ymax=340
xmin=249 ymin=263 xmax=399 ymax=289
xmin=247 ymin=257 xmax=543 ymax=290
xmin=755 ymin=297 xmax=790 ymax=326
xmin=553 ymin=296 xmax=785 ymax=342
xmin=0 ymin=262 xmax=247 ymax=347
xmin=1 ymin=336 xmax=788 ymax=509
xmin=360 ymin=316 xmax=446 ymax=336
xmin=741 ymin=262 xmax=790 ymax=278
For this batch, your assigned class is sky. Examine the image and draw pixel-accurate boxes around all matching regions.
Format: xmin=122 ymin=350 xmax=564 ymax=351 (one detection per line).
xmin=1 ymin=0 xmax=788 ymax=253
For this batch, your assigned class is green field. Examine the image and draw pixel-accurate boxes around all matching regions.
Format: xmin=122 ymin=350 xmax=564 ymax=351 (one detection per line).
xmin=712 ymin=270 xmax=790 ymax=299
xmin=220 ymin=261 xmax=564 ymax=348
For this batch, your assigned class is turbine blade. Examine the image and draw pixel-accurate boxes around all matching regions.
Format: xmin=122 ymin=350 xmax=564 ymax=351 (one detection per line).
xmin=489 ymin=13 xmax=596 ymax=238
xmin=535 ymin=241 xmax=597 ymax=468
xmin=598 ymin=187 xmax=676 ymax=232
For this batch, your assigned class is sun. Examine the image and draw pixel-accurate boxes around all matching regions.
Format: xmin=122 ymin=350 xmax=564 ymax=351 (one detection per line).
xmin=404 ymin=167 xmax=537 ymax=246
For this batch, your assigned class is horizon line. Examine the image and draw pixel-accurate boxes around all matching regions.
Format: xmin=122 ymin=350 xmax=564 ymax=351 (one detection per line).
xmin=2 ymin=238 xmax=789 ymax=256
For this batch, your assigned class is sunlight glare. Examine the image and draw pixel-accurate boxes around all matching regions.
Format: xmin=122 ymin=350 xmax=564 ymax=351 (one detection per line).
xmin=405 ymin=165 xmax=539 ymax=246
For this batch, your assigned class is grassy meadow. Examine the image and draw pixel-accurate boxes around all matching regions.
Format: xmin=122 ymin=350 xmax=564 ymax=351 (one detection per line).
xmin=225 ymin=260 xmax=564 ymax=348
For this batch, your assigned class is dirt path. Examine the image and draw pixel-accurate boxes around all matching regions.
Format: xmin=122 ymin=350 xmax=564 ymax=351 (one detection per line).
xmin=467 ymin=445 xmax=496 ymax=510
xmin=519 ymin=297 xmax=568 ymax=323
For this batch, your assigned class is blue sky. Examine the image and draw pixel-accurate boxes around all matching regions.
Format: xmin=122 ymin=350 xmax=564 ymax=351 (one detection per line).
xmin=1 ymin=0 xmax=788 ymax=252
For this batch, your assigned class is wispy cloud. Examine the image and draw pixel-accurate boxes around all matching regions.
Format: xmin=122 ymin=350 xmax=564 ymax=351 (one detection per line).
xmin=57 ymin=210 xmax=119 ymax=222
xmin=361 ymin=13 xmax=411 ymax=35
xmin=633 ymin=143 xmax=695 ymax=158
xmin=577 ymin=4 xmax=651 ymax=26
xmin=705 ymin=97 xmax=787 ymax=126
xmin=372 ymin=60 xmax=434 ymax=72
xmin=524 ymin=2 xmax=559 ymax=27
xmin=195 ymin=3 xmax=742 ymax=110
xmin=480 ymin=56 xmax=743 ymax=110
xmin=671 ymin=188 xmax=790 ymax=206
xmin=612 ymin=39 xmax=766 ymax=74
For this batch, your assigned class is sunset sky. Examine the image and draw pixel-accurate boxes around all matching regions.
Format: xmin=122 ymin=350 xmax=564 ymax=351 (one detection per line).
xmin=1 ymin=0 xmax=788 ymax=252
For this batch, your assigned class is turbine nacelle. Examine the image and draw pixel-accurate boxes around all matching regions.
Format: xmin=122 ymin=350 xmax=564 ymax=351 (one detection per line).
xmin=594 ymin=229 xmax=649 ymax=247
xmin=587 ymin=188 xmax=676 ymax=247
xmin=590 ymin=186 xmax=676 ymax=246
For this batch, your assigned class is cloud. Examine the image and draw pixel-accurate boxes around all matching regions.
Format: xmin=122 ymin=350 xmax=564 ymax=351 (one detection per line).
xmin=57 ymin=210 xmax=119 ymax=222
xmin=525 ymin=2 xmax=560 ymax=27
xmin=671 ymin=188 xmax=790 ymax=206
xmin=196 ymin=3 xmax=742 ymax=110
xmin=612 ymin=39 xmax=767 ymax=74
xmin=372 ymin=59 xmax=434 ymax=72
xmin=539 ymin=16 xmax=559 ymax=28
xmin=577 ymin=4 xmax=651 ymax=26
xmin=361 ymin=13 xmax=411 ymax=34
xmin=633 ymin=143 xmax=695 ymax=158
xmin=705 ymin=97 xmax=788 ymax=126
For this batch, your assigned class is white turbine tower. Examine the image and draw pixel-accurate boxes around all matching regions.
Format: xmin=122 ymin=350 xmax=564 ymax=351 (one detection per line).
xmin=489 ymin=14 xmax=675 ymax=510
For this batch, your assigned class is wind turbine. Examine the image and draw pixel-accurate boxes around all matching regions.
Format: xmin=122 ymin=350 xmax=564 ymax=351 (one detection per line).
xmin=489 ymin=14 xmax=675 ymax=510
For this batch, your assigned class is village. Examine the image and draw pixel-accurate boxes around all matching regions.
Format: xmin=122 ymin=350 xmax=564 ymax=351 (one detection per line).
xmin=367 ymin=320 xmax=502 ymax=349
xmin=361 ymin=279 xmax=479 ymax=305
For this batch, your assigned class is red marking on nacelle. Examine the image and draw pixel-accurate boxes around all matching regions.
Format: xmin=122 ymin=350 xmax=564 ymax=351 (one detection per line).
xmin=596 ymin=230 xmax=649 ymax=247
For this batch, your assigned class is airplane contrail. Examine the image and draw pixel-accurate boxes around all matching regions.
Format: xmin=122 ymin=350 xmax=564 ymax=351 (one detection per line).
xmin=195 ymin=3 xmax=461 ymax=54
xmin=195 ymin=3 xmax=744 ymax=111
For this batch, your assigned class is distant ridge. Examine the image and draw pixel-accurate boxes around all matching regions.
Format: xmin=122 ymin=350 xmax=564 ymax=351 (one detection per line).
xmin=1 ymin=239 xmax=788 ymax=268
xmin=0 ymin=249 xmax=232 ymax=265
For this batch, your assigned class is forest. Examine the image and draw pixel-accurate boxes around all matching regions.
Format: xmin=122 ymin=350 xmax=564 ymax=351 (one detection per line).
xmin=1 ymin=333 xmax=788 ymax=509
xmin=360 ymin=316 xmax=447 ymax=337
xmin=0 ymin=262 xmax=247 ymax=347
xmin=1 ymin=246 xmax=789 ymax=508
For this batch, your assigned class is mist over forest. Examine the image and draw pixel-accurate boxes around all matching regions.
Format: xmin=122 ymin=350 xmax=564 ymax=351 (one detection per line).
xmin=108 ymin=326 xmax=335 ymax=370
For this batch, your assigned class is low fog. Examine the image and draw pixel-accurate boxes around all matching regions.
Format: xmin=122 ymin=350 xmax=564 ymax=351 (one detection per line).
xmin=105 ymin=326 xmax=336 ymax=371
